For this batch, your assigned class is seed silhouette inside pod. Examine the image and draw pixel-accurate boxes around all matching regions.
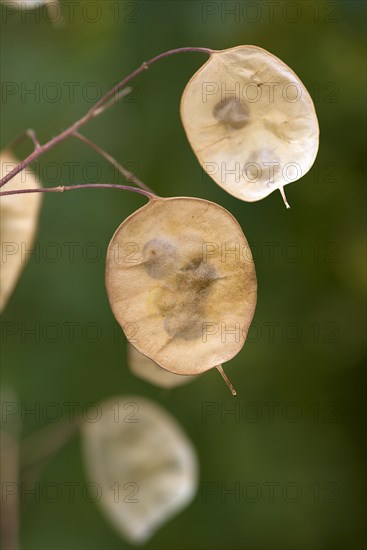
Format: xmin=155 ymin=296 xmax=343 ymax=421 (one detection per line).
xmin=106 ymin=197 xmax=257 ymax=392
xmin=180 ymin=45 xmax=319 ymax=206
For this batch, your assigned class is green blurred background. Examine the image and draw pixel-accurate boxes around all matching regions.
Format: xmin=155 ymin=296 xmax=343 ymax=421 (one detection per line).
xmin=1 ymin=1 xmax=366 ymax=549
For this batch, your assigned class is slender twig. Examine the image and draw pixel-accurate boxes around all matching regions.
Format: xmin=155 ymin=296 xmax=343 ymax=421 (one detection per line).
xmin=6 ymin=129 xmax=40 ymax=152
xmin=26 ymin=129 xmax=41 ymax=149
xmin=216 ymin=365 xmax=237 ymax=396
xmin=87 ymin=47 xmax=213 ymax=118
xmin=73 ymin=132 xmax=154 ymax=194
xmin=0 ymin=183 xmax=157 ymax=200
xmin=279 ymin=187 xmax=291 ymax=209
xmin=92 ymin=87 xmax=133 ymax=117
xmin=0 ymin=47 xmax=213 ymax=189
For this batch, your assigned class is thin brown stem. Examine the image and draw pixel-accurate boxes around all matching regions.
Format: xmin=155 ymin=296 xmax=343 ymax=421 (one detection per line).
xmin=26 ymin=129 xmax=41 ymax=149
xmin=279 ymin=186 xmax=291 ymax=209
xmin=92 ymin=86 xmax=133 ymax=117
xmin=0 ymin=183 xmax=156 ymax=200
xmin=216 ymin=365 xmax=237 ymax=396
xmin=0 ymin=46 xmax=213 ymax=189
xmin=6 ymin=128 xmax=40 ymax=152
xmin=73 ymin=132 xmax=154 ymax=194
xmin=86 ymin=47 xmax=213 ymax=118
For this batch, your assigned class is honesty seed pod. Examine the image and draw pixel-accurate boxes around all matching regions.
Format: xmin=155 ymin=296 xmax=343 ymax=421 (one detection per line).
xmin=106 ymin=196 xmax=257 ymax=394
xmin=82 ymin=395 xmax=198 ymax=544
xmin=0 ymin=151 xmax=42 ymax=312
xmin=180 ymin=45 xmax=319 ymax=207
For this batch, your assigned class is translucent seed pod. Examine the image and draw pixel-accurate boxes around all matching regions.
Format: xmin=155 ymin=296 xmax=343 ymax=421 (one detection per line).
xmin=106 ymin=196 xmax=257 ymax=393
xmin=0 ymin=151 xmax=42 ymax=312
xmin=180 ymin=45 xmax=319 ymax=207
xmin=82 ymin=395 xmax=198 ymax=544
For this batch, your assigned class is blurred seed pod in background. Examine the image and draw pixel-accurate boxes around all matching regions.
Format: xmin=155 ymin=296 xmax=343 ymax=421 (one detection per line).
xmin=0 ymin=151 xmax=42 ymax=312
xmin=82 ymin=395 xmax=199 ymax=544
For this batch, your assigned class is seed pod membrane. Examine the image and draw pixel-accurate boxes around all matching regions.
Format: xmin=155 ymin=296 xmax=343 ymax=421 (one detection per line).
xmin=180 ymin=45 xmax=319 ymax=204
xmin=106 ymin=197 xmax=257 ymax=382
xmin=82 ymin=395 xmax=198 ymax=543
xmin=0 ymin=151 xmax=42 ymax=312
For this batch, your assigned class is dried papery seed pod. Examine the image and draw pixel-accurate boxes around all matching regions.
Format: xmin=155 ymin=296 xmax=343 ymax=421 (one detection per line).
xmin=106 ymin=197 xmax=257 ymax=394
xmin=180 ymin=45 xmax=319 ymax=207
xmin=128 ymin=344 xmax=195 ymax=388
xmin=82 ymin=395 xmax=198 ymax=544
xmin=0 ymin=151 xmax=42 ymax=312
